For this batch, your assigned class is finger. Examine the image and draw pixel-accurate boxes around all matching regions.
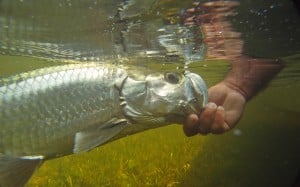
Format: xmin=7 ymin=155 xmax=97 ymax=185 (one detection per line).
xmin=198 ymin=102 xmax=218 ymax=134
xmin=183 ymin=114 xmax=199 ymax=137
xmin=210 ymin=106 xmax=230 ymax=134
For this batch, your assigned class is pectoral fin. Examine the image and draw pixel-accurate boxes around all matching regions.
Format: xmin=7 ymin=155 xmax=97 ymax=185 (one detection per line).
xmin=73 ymin=118 xmax=128 ymax=154
xmin=0 ymin=154 xmax=43 ymax=187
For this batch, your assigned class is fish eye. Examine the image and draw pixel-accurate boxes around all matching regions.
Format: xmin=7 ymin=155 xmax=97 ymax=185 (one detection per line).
xmin=164 ymin=72 xmax=180 ymax=84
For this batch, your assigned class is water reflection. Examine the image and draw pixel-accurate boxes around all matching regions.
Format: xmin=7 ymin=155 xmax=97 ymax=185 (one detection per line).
xmin=0 ymin=0 xmax=206 ymax=64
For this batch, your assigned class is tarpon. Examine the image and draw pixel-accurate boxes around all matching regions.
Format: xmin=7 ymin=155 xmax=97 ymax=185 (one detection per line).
xmin=0 ymin=63 xmax=207 ymax=186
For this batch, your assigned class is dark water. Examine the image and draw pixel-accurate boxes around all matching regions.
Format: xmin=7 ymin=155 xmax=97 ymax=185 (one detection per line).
xmin=1 ymin=0 xmax=300 ymax=186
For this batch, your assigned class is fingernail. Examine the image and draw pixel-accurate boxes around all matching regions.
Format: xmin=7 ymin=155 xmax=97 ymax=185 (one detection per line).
xmin=217 ymin=106 xmax=224 ymax=111
xmin=206 ymin=102 xmax=217 ymax=109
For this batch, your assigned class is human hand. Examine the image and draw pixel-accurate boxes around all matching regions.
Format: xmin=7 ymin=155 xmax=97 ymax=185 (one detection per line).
xmin=183 ymin=81 xmax=246 ymax=136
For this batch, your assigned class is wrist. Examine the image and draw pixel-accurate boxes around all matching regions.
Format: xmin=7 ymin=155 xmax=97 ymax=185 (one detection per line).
xmin=223 ymin=56 xmax=283 ymax=101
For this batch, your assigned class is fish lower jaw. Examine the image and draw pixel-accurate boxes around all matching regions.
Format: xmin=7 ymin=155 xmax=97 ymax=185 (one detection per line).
xmin=179 ymin=98 xmax=204 ymax=114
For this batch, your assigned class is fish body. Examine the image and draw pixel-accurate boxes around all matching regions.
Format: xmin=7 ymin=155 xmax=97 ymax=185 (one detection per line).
xmin=0 ymin=63 xmax=207 ymax=186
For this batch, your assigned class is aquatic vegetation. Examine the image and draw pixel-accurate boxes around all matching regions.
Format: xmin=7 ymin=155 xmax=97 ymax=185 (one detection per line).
xmin=28 ymin=126 xmax=206 ymax=187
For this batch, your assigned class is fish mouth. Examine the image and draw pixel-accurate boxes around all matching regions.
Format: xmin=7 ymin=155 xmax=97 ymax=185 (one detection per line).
xmin=179 ymin=98 xmax=204 ymax=115
xmin=185 ymin=72 xmax=208 ymax=107
xmin=173 ymin=71 xmax=208 ymax=119
xmin=165 ymin=99 xmax=205 ymax=124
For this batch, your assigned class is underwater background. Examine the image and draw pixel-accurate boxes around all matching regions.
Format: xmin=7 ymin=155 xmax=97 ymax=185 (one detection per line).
xmin=0 ymin=0 xmax=300 ymax=186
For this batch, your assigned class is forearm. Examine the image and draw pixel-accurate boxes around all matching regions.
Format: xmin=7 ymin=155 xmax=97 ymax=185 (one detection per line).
xmin=223 ymin=56 xmax=284 ymax=101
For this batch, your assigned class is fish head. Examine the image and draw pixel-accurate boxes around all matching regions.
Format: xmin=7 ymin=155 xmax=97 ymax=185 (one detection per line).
xmin=120 ymin=70 xmax=208 ymax=125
